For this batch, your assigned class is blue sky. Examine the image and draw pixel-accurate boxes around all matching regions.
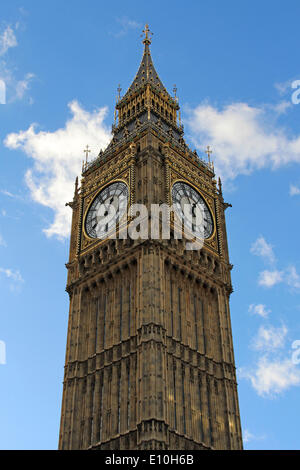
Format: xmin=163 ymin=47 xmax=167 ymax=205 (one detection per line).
xmin=1 ymin=0 xmax=300 ymax=450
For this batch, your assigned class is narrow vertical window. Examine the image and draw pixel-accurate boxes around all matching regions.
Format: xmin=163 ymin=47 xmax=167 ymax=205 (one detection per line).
xmin=197 ymin=374 xmax=204 ymax=442
xmin=99 ymin=374 xmax=104 ymax=441
xmin=119 ymin=286 xmax=123 ymax=342
xmin=181 ymin=367 xmax=186 ymax=434
xmin=193 ymin=294 xmax=198 ymax=350
xmin=206 ymin=377 xmax=213 ymax=445
xmin=199 ymin=298 xmax=206 ymax=354
xmin=127 ymin=364 xmax=131 ymax=429
xmin=128 ymin=283 xmax=131 ymax=338
xmin=90 ymin=377 xmax=95 ymax=445
xmin=94 ymin=297 xmax=99 ymax=353
xmin=117 ymin=369 xmax=121 ymax=434
xmin=102 ymin=294 xmax=107 ymax=349
xmin=107 ymin=372 xmax=112 ymax=436
xmin=158 ymin=348 xmax=163 ymax=416
xmin=170 ymin=279 xmax=174 ymax=336
xmin=173 ymin=362 xmax=177 ymax=429
xmin=178 ymin=287 xmax=182 ymax=341
xmin=80 ymin=420 xmax=84 ymax=449
xmin=80 ymin=379 xmax=86 ymax=448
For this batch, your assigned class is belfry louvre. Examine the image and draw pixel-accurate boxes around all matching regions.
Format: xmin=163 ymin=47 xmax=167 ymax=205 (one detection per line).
xmin=58 ymin=25 xmax=243 ymax=450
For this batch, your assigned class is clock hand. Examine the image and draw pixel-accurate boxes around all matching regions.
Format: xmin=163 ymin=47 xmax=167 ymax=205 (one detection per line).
xmin=100 ymin=196 xmax=115 ymax=218
xmin=181 ymin=184 xmax=193 ymax=210
xmin=192 ymin=203 xmax=197 ymax=217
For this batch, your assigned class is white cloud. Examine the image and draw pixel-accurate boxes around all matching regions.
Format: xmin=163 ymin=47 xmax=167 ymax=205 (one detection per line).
xmin=248 ymin=303 xmax=270 ymax=318
xmin=1 ymin=68 xmax=35 ymax=104
xmin=290 ymin=184 xmax=300 ymax=196
xmin=186 ymin=102 xmax=300 ymax=181
xmin=4 ymin=100 xmax=111 ymax=239
xmin=0 ymin=267 xmax=23 ymax=283
xmin=0 ymin=26 xmax=17 ymax=56
xmin=0 ymin=189 xmax=25 ymax=201
xmin=0 ymin=189 xmax=15 ymax=197
xmin=243 ymin=429 xmax=255 ymax=444
xmin=258 ymin=269 xmax=283 ymax=287
xmin=0 ymin=233 xmax=6 ymax=247
xmin=240 ymin=323 xmax=300 ymax=397
xmin=113 ymin=17 xmax=142 ymax=38
xmin=15 ymin=72 xmax=34 ymax=100
xmin=243 ymin=429 xmax=266 ymax=444
xmin=251 ymin=236 xmax=275 ymax=264
xmin=286 ymin=265 xmax=300 ymax=289
xmin=240 ymin=356 xmax=300 ymax=397
xmin=250 ymin=236 xmax=300 ymax=290
xmin=0 ymin=267 xmax=24 ymax=292
xmin=0 ymin=23 xmax=34 ymax=102
xmin=270 ymin=100 xmax=292 ymax=115
xmin=258 ymin=265 xmax=300 ymax=290
xmin=274 ymin=79 xmax=293 ymax=96
xmin=251 ymin=324 xmax=287 ymax=352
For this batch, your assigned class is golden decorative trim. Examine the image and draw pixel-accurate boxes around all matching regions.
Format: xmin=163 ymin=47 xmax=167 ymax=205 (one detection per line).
xmin=169 ymin=178 xmax=217 ymax=243
xmin=81 ymin=178 xmax=130 ymax=246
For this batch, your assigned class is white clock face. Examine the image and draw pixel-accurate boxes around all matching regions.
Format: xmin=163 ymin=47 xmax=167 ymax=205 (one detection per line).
xmin=85 ymin=182 xmax=128 ymax=239
xmin=172 ymin=182 xmax=214 ymax=239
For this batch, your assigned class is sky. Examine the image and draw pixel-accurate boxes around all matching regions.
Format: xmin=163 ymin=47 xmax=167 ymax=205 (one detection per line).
xmin=1 ymin=0 xmax=300 ymax=450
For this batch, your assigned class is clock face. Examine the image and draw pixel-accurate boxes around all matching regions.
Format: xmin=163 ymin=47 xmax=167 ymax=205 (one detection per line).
xmin=85 ymin=181 xmax=128 ymax=239
xmin=171 ymin=182 xmax=214 ymax=239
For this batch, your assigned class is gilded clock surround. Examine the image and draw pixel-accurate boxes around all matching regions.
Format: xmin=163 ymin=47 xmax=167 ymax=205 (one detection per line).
xmin=170 ymin=178 xmax=216 ymax=243
xmin=59 ymin=26 xmax=243 ymax=451
xmin=82 ymin=179 xmax=130 ymax=242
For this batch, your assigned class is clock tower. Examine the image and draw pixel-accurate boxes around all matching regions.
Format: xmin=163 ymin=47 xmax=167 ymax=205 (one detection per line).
xmin=58 ymin=26 xmax=243 ymax=450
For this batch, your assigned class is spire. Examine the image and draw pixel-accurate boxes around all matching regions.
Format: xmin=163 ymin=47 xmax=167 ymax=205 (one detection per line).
xmin=122 ymin=24 xmax=168 ymax=98
xmin=86 ymin=26 xmax=213 ymax=175
xmin=112 ymin=24 xmax=183 ymax=147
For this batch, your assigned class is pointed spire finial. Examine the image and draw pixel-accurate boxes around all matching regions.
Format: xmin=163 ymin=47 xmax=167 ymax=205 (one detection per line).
xmin=142 ymin=24 xmax=153 ymax=45
xmin=74 ymin=176 xmax=79 ymax=196
xmin=114 ymin=84 xmax=122 ymax=126
xmin=205 ymin=145 xmax=212 ymax=165
xmin=173 ymin=84 xmax=177 ymax=99
xmin=83 ymin=145 xmax=91 ymax=164
xmin=218 ymin=176 xmax=223 ymax=196
xmin=117 ymin=84 xmax=122 ymax=101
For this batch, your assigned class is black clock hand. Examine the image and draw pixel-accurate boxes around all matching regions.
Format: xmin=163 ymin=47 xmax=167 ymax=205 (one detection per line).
xmin=101 ymin=196 xmax=114 ymax=217
xmin=192 ymin=203 xmax=197 ymax=217
xmin=180 ymin=183 xmax=192 ymax=207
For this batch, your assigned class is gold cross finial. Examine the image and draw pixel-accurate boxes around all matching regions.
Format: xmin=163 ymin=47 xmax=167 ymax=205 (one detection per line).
xmin=142 ymin=24 xmax=153 ymax=45
xmin=205 ymin=145 xmax=212 ymax=163
xmin=83 ymin=145 xmax=91 ymax=164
